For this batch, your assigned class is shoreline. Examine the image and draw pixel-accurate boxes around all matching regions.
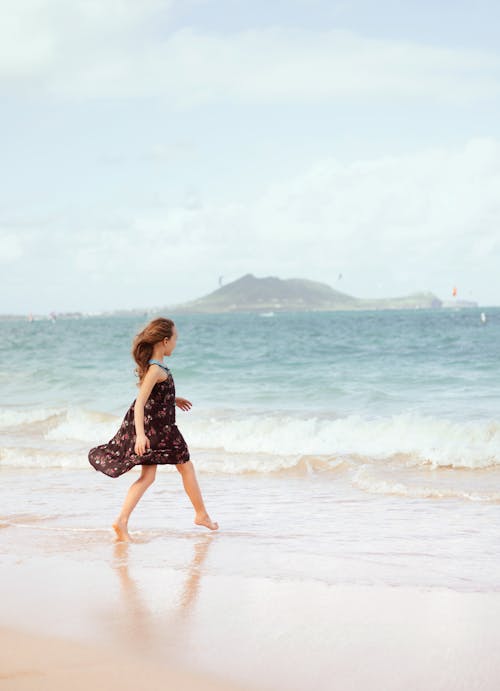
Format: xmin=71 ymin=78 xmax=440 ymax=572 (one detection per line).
xmin=2 ymin=461 xmax=500 ymax=690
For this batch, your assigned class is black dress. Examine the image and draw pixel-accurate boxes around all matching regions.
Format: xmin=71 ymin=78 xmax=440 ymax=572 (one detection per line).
xmin=88 ymin=359 xmax=190 ymax=478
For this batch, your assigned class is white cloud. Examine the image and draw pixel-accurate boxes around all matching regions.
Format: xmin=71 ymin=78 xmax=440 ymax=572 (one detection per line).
xmin=46 ymin=30 xmax=500 ymax=106
xmin=0 ymin=0 xmax=54 ymax=78
xmin=246 ymin=138 xmax=500 ymax=297
xmin=0 ymin=232 xmax=24 ymax=263
xmin=0 ymin=0 xmax=171 ymax=78
xmin=1 ymin=2 xmax=498 ymax=107
xmin=2 ymin=137 xmax=499 ymax=311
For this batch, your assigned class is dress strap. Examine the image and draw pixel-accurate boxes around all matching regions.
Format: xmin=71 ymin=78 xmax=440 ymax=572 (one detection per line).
xmin=149 ymin=358 xmax=170 ymax=372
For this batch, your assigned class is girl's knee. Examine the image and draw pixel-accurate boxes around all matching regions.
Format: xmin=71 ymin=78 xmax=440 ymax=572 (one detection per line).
xmin=140 ymin=466 xmax=157 ymax=484
xmin=176 ymin=460 xmax=192 ymax=473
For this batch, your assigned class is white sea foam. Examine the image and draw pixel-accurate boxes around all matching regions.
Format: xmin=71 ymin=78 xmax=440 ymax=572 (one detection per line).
xmin=44 ymin=407 xmax=118 ymax=442
xmin=0 ymin=406 xmax=67 ymax=428
xmin=0 ymin=447 xmax=88 ymax=469
xmin=1 ymin=405 xmax=500 ymax=472
xmin=191 ymin=451 xmax=345 ymax=475
xmin=181 ymin=411 xmax=500 ymax=469
xmin=351 ymin=465 xmax=500 ymax=503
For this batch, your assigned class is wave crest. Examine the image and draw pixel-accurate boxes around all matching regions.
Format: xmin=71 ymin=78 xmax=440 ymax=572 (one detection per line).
xmin=1 ymin=405 xmax=499 ymax=472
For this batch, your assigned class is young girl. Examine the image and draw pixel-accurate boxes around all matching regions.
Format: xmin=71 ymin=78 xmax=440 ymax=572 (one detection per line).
xmin=88 ymin=317 xmax=218 ymax=541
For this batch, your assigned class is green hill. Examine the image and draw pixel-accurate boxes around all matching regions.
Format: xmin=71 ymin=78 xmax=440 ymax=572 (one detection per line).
xmin=167 ymin=273 xmax=443 ymax=313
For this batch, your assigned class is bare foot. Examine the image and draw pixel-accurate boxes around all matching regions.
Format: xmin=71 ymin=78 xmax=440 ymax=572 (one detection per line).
xmin=194 ymin=512 xmax=219 ymax=530
xmin=112 ymin=519 xmax=131 ymax=542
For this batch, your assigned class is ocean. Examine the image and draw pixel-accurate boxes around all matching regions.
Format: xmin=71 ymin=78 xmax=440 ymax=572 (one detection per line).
xmin=1 ymin=308 xmax=500 ymax=594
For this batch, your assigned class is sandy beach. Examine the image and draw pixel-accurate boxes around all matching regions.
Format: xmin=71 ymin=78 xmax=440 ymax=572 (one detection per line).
xmin=0 ymin=625 xmax=249 ymax=691
xmin=2 ymin=549 xmax=500 ymax=691
xmin=2 ymin=466 xmax=500 ymax=690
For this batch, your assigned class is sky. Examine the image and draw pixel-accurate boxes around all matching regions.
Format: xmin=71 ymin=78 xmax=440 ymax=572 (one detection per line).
xmin=1 ymin=0 xmax=499 ymax=313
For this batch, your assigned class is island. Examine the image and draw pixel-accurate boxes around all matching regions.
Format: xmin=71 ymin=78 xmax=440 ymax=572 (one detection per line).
xmin=3 ymin=274 xmax=480 ymax=320
xmin=165 ymin=273 xmax=446 ymax=314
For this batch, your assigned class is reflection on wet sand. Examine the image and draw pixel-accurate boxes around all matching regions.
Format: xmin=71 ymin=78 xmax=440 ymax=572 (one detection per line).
xmin=111 ymin=533 xmax=217 ymax=657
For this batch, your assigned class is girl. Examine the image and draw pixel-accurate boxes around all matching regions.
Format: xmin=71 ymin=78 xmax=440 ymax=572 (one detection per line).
xmin=88 ymin=317 xmax=218 ymax=541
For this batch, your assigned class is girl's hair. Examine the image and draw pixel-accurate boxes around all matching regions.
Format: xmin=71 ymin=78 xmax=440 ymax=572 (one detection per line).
xmin=131 ymin=317 xmax=175 ymax=386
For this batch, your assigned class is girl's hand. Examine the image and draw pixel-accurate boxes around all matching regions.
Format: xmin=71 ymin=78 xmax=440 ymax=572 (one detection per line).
xmin=175 ymin=397 xmax=192 ymax=411
xmin=134 ymin=433 xmax=150 ymax=456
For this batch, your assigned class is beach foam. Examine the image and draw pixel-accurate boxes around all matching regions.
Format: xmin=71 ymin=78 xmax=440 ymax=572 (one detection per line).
xmin=1 ymin=405 xmax=499 ymax=472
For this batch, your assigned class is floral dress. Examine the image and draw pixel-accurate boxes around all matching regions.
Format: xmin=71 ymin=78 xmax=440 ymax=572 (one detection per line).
xmin=88 ymin=359 xmax=190 ymax=478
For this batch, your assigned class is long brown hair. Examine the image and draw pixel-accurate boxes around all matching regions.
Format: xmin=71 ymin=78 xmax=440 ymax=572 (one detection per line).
xmin=131 ymin=317 xmax=175 ymax=386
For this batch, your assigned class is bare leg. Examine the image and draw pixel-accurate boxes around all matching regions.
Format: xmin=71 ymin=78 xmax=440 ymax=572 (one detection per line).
xmin=176 ymin=461 xmax=219 ymax=530
xmin=112 ymin=465 xmax=157 ymax=541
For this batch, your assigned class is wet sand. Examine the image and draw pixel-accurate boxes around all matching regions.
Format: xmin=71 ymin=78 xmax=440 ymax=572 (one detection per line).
xmin=0 ymin=625 xmax=249 ymax=691
xmin=2 ymin=528 xmax=500 ymax=690
xmin=2 ymin=467 xmax=500 ymax=690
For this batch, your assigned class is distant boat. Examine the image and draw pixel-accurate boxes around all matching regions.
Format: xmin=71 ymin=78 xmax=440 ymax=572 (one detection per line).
xmin=480 ymin=312 xmax=487 ymax=324
xmin=259 ymin=311 xmax=275 ymax=318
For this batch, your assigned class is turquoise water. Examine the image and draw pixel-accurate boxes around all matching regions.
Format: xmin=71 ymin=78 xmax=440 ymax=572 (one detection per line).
xmin=1 ymin=308 xmax=498 ymax=417
xmin=1 ymin=308 xmax=499 ymax=485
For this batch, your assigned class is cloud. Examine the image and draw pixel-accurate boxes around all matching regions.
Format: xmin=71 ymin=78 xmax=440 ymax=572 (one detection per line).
xmin=3 ymin=136 xmax=499 ymax=311
xmin=0 ymin=0 xmax=171 ymax=78
xmin=1 ymin=2 xmax=499 ymax=107
xmin=245 ymin=138 xmax=500 ymax=301
xmin=0 ymin=232 xmax=24 ymax=263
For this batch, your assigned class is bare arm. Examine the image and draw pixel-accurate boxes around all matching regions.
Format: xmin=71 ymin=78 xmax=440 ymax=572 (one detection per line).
xmin=134 ymin=365 xmax=162 ymax=436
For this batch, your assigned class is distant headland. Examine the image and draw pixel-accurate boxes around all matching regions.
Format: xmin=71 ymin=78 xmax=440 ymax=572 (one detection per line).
xmin=166 ymin=273 xmax=448 ymax=314
xmin=1 ymin=273 xmax=479 ymax=320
